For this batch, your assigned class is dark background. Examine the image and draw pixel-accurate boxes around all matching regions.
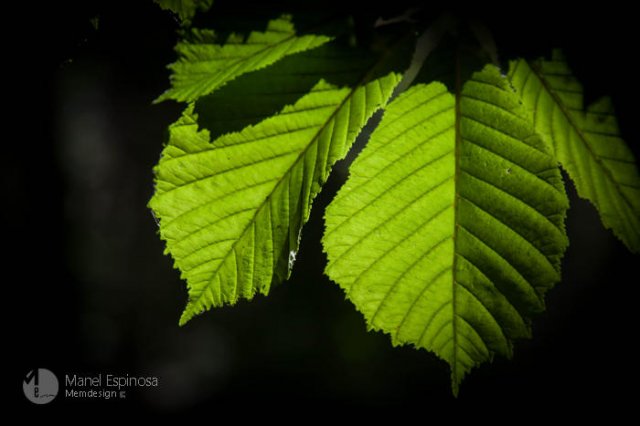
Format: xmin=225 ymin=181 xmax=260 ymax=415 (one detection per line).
xmin=11 ymin=0 xmax=638 ymax=416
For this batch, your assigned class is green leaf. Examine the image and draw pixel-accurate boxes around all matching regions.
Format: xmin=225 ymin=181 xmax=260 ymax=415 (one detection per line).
xmin=193 ymin=40 xmax=410 ymax=139
xmin=154 ymin=0 xmax=213 ymax=24
xmin=323 ymin=65 xmax=569 ymax=394
xmin=509 ymin=51 xmax=640 ymax=253
xmin=156 ymin=15 xmax=333 ymax=102
xmin=150 ymin=70 xmax=402 ymax=325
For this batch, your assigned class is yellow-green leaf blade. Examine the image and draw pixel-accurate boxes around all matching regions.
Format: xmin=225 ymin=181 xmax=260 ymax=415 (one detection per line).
xmin=323 ymin=65 xmax=569 ymax=394
xmin=157 ymin=15 xmax=332 ymax=102
xmin=509 ymin=52 xmax=640 ymax=252
xmin=150 ymin=72 xmax=402 ymax=325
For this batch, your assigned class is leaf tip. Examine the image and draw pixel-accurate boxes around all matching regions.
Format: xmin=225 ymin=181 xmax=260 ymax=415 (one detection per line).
xmin=153 ymin=91 xmax=172 ymax=104
xmin=450 ymin=364 xmax=462 ymax=397
xmin=179 ymin=307 xmax=196 ymax=326
xmin=178 ymin=314 xmax=191 ymax=327
xmin=179 ymin=300 xmax=204 ymax=326
xmin=152 ymin=97 xmax=165 ymax=105
xmin=451 ymin=382 xmax=460 ymax=398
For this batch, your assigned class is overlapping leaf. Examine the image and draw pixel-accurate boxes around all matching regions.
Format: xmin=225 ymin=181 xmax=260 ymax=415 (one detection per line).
xmin=323 ymin=65 xmax=569 ymax=393
xmin=192 ymin=42 xmax=405 ymax=139
xmin=509 ymin=51 xmax=640 ymax=252
xmin=156 ymin=15 xmax=333 ymax=102
xmin=150 ymin=62 xmax=402 ymax=324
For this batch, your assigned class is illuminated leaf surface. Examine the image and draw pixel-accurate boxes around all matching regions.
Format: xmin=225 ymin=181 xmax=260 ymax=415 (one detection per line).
xmin=150 ymin=70 xmax=402 ymax=324
xmin=323 ymin=65 xmax=569 ymax=393
xmin=510 ymin=52 xmax=640 ymax=252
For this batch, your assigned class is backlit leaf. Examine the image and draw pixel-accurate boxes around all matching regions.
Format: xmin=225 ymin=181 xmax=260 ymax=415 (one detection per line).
xmin=323 ymin=65 xmax=569 ymax=393
xmin=509 ymin=51 xmax=640 ymax=252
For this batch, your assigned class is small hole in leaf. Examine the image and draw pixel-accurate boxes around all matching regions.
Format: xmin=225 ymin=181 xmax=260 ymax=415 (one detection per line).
xmin=288 ymin=250 xmax=297 ymax=270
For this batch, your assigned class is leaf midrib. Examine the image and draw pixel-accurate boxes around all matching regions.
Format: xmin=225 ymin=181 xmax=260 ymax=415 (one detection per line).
xmin=183 ymin=89 xmax=354 ymax=312
xmin=450 ymin=48 xmax=462 ymax=393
